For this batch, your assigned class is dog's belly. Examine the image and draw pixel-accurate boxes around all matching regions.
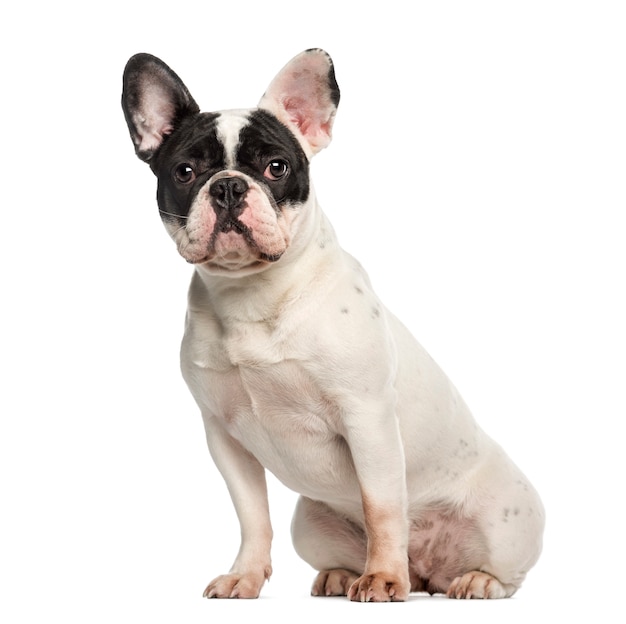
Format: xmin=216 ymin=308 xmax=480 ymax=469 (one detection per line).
xmin=197 ymin=360 xmax=361 ymax=504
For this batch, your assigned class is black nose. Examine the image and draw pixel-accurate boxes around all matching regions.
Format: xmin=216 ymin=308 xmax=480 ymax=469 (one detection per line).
xmin=209 ymin=176 xmax=249 ymax=214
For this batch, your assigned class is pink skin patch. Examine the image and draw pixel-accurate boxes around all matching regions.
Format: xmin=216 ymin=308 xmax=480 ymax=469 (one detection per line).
xmin=166 ymin=190 xmax=218 ymax=265
xmin=211 ymin=231 xmax=257 ymax=271
xmin=407 ymin=509 xmax=488 ymax=594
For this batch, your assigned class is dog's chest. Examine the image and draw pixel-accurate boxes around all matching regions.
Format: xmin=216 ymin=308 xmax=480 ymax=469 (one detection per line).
xmin=183 ymin=324 xmax=357 ymax=498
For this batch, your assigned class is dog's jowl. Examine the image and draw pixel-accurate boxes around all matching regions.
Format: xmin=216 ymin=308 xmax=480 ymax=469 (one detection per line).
xmin=122 ymin=49 xmax=544 ymax=602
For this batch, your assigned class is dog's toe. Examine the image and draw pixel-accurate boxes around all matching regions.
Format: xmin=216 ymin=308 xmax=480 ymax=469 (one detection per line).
xmin=311 ymin=569 xmax=359 ymax=597
xmin=347 ymin=571 xmax=410 ymax=602
xmin=446 ymin=571 xmax=510 ymax=599
xmin=203 ymin=572 xmax=266 ymax=599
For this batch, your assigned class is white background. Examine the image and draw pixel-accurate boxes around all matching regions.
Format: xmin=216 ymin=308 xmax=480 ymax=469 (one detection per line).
xmin=1 ymin=1 xmax=624 ymax=622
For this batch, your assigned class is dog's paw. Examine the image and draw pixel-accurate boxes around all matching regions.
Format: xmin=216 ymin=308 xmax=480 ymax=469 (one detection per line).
xmin=446 ymin=571 xmax=509 ymax=599
xmin=202 ymin=572 xmax=266 ymax=599
xmin=347 ymin=571 xmax=410 ymax=602
xmin=311 ymin=569 xmax=360 ymax=597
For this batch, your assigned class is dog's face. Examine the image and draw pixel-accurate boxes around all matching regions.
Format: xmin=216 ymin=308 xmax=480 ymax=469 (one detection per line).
xmin=122 ymin=50 xmax=339 ymax=275
xmin=150 ymin=108 xmax=312 ymax=272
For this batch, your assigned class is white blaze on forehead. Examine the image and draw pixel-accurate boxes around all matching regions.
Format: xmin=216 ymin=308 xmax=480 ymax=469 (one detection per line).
xmin=216 ymin=110 xmax=253 ymax=168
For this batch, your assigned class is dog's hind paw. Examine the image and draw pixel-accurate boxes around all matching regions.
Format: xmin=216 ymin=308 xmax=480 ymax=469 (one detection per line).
xmin=311 ymin=569 xmax=359 ymax=597
xmin=446 ymin=571 xmax=513 ymax=599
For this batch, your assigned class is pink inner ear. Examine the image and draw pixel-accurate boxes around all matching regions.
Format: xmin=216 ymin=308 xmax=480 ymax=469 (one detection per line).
xmin=259 ymin=51 xmax=337 ymax=154
xmin=282 ymin=94 xmax=334 ymax=152
xmin=283 ymin=97 xmax=311 ymax=134
xmin=135 ymin=81 xmax=178 ymax=152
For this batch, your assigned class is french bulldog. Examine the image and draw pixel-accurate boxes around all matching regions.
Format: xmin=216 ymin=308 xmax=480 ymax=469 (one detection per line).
xmin=121 ymin=48 xmax=544 ymax=602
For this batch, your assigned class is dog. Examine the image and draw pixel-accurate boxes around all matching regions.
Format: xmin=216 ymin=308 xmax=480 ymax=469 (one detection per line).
xmin=122 ymin=49 xmax=544 ymax=602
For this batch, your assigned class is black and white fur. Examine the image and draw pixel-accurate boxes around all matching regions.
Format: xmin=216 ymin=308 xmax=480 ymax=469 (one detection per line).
xmin=122 ymin=49 xmax=544 ymax=602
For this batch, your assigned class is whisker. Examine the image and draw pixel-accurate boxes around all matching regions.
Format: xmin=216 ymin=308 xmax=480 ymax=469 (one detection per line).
xmin=170 ymin=224 xmax=188 ymax=238
xmin=159 ymin=209 xmax=188 ymax=220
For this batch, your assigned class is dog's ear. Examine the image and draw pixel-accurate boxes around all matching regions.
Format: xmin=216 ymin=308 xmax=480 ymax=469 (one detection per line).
xmin=122 ymin=54 xmax=200 ymax=162
xmin=258 ymin=49 xmax=340 ymax=157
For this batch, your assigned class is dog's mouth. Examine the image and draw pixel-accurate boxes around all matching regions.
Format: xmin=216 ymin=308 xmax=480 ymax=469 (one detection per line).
xmin=189 ymin=228 xmax=284 ymax=274
xmin=197 ymin=255 xmax=280 ymax=275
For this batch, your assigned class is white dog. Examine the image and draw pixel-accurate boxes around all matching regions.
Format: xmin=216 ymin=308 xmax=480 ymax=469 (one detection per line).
xmin=122 ymin=48 xmax=544 ymax=602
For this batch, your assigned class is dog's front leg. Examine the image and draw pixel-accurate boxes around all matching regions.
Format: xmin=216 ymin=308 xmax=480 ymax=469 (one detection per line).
xmin=342 ymin=398 xmax=410 ymax=602
xmin=201 ymin=416 xmax=273 ymax=599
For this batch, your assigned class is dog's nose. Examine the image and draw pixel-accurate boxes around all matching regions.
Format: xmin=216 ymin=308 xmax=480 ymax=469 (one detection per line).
xmin=209 ymin=176 xmax=249 ymax=214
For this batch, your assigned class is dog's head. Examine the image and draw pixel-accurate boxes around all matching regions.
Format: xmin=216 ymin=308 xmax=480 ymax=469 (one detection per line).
xmin=122 ymin=49 xmax=339 ymax=276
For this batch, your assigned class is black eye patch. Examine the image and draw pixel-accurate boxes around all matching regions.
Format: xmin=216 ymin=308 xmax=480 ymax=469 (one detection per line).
xmin=154 ymin=113 xmax=226 ymax=221
xmin=236 ymin=110 xmax=310 ymax=206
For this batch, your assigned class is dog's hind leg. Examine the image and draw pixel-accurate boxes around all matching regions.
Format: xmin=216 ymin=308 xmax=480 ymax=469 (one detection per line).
xmin=438 ymin=454 xmax=545 ymax=599
xmin=446 ymin=462 xmax=545 ymax=599
xmin=291 ymin=497 xmax=366 ymax=596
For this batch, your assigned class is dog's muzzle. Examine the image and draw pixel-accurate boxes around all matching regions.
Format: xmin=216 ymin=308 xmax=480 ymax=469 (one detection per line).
xmin=209 ymin=175 xmax=250 ymax=234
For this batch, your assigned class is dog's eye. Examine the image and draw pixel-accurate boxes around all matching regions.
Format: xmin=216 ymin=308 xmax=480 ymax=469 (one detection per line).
xmin=174 ymin=163 xmax=196 ymax=184
xmin=264 ymin=160 xmax=289 ymax=181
